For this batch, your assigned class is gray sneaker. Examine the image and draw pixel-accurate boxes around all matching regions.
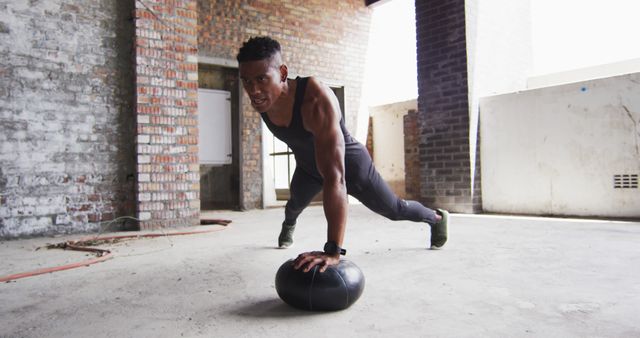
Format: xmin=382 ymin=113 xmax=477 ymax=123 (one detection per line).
xmin=430 ymin=209 xmax=449 ymax=250
xmin=278 ymin=222 xmax=296 ymax=248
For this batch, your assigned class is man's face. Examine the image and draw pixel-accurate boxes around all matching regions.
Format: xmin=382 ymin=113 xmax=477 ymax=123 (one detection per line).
xmin=239 ymin=57 xmax=285 ymax=112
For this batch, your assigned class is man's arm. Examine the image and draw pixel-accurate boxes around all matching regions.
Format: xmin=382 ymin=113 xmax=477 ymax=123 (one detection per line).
xmin=293 ymin=77 xmax=347 ymax=272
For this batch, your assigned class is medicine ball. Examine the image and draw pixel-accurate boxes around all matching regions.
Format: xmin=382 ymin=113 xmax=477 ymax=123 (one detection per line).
xmin=275 ymin=259 xmax=365 ymax=311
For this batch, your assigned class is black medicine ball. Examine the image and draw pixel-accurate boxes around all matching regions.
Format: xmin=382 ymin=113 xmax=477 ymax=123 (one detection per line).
xmin=275 ymin=259 xmax=365 ymax=311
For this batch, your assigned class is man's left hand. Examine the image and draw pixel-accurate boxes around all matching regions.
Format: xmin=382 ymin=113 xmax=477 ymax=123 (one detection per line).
xmin=293 ymin=251 xmax=340 ymax=273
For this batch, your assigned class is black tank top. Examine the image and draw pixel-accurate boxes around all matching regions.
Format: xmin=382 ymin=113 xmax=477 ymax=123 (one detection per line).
xmin=261 ymin=77 xmax=363 ymax=179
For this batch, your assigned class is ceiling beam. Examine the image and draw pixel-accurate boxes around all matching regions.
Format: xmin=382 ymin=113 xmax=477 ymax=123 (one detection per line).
xmin=365 ymin=0 xmax=382 ymax=7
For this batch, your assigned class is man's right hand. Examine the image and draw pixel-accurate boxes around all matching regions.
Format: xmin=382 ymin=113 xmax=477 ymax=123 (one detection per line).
xmin=293 ymin=251 xmax=340 ymax=273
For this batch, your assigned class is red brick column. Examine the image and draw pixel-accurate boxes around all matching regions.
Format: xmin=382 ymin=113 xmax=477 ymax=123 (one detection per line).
xmin=134 ymin=0 xmax=200 ymax=229
xmin=415 ymin=0 xmax=481 ymax=213
xmin=403 ymin=109 xmax=420 ymax=200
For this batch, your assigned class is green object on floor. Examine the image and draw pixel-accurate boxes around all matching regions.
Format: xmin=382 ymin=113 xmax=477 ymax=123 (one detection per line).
xmin=430 ymin=209 xmax=448 ymax=250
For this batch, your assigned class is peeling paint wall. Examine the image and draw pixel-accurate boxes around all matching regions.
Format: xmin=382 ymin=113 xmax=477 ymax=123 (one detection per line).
xmin=480 ymin=73 xmax=640 ymax=217
xmin=0 ymin=1 xmax=136 ymax=238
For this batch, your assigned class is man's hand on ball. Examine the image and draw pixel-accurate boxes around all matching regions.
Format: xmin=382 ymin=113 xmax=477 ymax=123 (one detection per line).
xmin=293 ymin=251 xmax=340 ymax=273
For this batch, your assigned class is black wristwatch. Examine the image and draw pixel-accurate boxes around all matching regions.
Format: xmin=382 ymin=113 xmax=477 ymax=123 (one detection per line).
xmin=324 ymin=241 xmax=346 ymax=256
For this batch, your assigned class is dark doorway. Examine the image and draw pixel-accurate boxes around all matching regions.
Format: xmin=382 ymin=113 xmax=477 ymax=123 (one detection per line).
xmin=198 ymin=64 xmax=240 ymax=210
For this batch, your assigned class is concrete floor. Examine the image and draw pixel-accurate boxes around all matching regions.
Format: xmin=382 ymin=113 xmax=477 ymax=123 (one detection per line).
xmin=1 ymin=204 xmax=639 ymax=338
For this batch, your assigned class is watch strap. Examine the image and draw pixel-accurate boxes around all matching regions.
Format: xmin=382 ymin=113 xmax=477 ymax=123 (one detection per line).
xmin=324 ymin=241 xmax=347 ymax=256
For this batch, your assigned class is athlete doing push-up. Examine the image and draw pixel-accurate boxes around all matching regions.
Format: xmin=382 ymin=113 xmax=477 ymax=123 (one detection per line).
xmin=236 ymin=36 xmax=449 ymax=273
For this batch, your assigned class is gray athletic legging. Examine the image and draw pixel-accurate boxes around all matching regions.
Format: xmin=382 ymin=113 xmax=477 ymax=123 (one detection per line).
xmin=283 ymin=150 xmax=438 ymax=226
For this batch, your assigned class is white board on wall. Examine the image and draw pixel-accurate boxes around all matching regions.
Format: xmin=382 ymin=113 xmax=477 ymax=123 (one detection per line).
xmin=198 ymin=89 xmax=232 ymax=165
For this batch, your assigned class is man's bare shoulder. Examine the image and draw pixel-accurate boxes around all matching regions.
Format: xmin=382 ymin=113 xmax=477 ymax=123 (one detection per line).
xmin=303 ymin=76 xmax=333 ymax=105
xmin=301 ymin=77 xmax=339 ymax=132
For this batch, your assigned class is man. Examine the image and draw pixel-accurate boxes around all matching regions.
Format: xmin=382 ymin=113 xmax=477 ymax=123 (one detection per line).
xmin=236 ymin=36 xmax=449 ymax=273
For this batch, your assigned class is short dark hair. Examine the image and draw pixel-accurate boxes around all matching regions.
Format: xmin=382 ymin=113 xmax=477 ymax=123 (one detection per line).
xmin=236 ymin=36 xmax=281 ymax=63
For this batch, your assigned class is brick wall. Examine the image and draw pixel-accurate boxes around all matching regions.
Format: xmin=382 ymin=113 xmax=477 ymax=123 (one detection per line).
xmin=0 ymin=0 xmax=371 ymax=237
xmin=134 ymin=0 xmax=200 ymax=229
xmin=404 ymin=109 xmax=420 ymax=200
xmin=198 ymin=0 xmax=372 ymax=209
xmin=0 ymin=1 xmax=136 ymax=238
xmin=415 ymin=0 xmax=480 ymax=212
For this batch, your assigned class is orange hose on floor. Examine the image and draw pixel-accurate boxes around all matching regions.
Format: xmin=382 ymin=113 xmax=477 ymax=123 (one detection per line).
xmin=0 ymin=226 xmax=227 ymax=283
xmin=0 ymin=252 xmax=114 ymax=283
xmin=75 ymin=227 xmax=226 ymax=242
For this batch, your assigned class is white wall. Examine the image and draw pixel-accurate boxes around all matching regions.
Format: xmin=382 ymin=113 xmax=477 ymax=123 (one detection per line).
xmin=466 ymin=0 xmax=533 ymax=97
xmin=465 ymin=0 xmax=533 ymax=194
xmin=480 ymin=73 xmax=640 ymax=217
xmin=369 ymin=100 xmax=417 ymax=198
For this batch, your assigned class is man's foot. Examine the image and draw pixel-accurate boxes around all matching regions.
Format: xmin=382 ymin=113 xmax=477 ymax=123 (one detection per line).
xmin=430 ymin=209 xmax=448 ymax=250
xmin=278 ymin=221 xmax=296 ymax=248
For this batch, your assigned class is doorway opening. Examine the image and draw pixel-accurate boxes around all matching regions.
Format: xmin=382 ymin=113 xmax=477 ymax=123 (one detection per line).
xmin=198 ymin=64 xmax=240 ymax=210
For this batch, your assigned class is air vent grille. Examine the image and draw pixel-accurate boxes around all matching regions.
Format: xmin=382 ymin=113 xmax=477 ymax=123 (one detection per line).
xmin=614 ymin=174 xmax=638 ymax=189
